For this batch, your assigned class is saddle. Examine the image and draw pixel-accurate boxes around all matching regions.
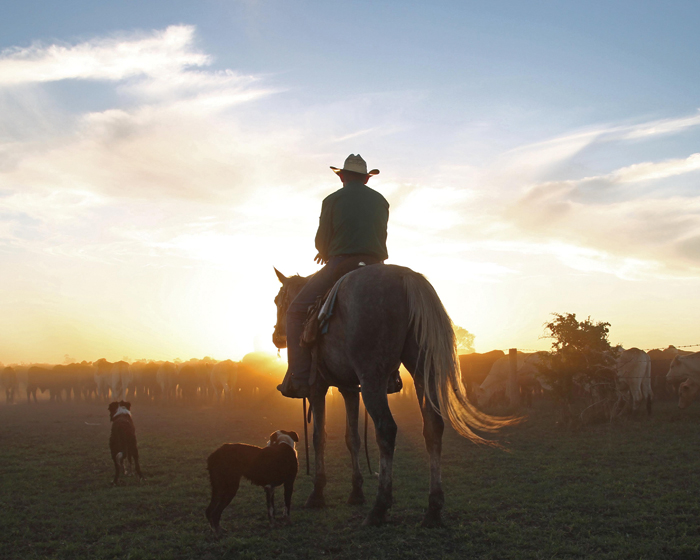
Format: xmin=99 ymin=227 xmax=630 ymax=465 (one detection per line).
xmin=300 ymin=259 xmax=403 ymax=396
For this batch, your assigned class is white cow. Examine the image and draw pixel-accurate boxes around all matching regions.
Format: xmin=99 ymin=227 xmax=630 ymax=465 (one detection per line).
xmin=613 ymin=348 xmax=652 ymax=415
xmin=94 ymin=359 xmax=130 ymax=401
xmin=476 ymin=352 xmax=532 ymax=406
xmin=666 ymin=352 xmax=700 ymax=408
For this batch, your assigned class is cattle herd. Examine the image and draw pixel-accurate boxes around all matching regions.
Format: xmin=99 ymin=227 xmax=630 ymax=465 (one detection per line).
xmin=459 ymin=346 xmax=700 ymax=412
xmin=0 ymin=354 xmax=286 ymax=405
xmin=1 ymin=346 xmax=698 ymax=410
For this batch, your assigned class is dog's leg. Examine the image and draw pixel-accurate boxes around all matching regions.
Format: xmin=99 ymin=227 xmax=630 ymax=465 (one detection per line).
xmin=265 ymin=485 xmax=275 ymax=527
xmin=283 ymin=480 xmax=294 ymax=524
xmin=209 ymin=478 xmax=239 ymax=534
xmin=112 ymin=452 xmax=123 ymax=485
xmin=340 ymin=389 xmax=365 ymax=505
xmin=130 ymin=440 xmax=144 ymax=481
xmin=206 ymin=480 xmax=224 ymax=529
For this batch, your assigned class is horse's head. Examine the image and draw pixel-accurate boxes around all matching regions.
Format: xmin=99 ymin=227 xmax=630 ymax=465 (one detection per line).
xmin=272 ymin=267 xmax=309 ymax=349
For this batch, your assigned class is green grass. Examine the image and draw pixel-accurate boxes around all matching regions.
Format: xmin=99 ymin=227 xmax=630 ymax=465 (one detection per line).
xmin=1 ymin=395 xmax=700 ymax=559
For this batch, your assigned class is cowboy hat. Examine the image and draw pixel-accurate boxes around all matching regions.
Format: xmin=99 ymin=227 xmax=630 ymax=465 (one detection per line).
xmin=330 ymin=154 xmax=379 ymax=176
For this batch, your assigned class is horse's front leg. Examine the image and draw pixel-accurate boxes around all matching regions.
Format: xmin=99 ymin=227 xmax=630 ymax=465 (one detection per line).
xmin=339 ymin=389 xmax=365 ymax=505
xmin=361 ymin=378 xmax=397 ymax=526
xmin=305 ymin=389 xmax=328 ymax=508
xmin=415 ymin=379 xmax=445 ymax=527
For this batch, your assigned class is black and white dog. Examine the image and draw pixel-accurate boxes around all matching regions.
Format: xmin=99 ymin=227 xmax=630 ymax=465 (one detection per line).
xmin=108 ymin=401 xmax=143 ymax=485
xmin=206 ymin=430 xmax=299 ymax=532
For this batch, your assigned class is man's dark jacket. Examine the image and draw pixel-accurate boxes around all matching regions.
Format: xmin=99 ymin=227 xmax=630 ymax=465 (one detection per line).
xmin=314 ymin=180 xmax=389 ymax=262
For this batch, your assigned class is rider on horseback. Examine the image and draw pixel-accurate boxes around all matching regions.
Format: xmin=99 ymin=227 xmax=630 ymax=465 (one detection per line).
xmin=277 ymin=154 xmax=389 ymax=399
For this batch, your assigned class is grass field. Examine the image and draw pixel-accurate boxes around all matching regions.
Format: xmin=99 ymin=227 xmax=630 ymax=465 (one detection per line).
xmin=1 ymin=394 xmax=700 ymax=560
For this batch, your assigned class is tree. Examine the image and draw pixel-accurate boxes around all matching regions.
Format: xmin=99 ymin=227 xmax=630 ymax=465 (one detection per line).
xmin=538 ymin=313 xmax=616 ymax=424
xmin=453 ymin=325 xmax=475 ymax=354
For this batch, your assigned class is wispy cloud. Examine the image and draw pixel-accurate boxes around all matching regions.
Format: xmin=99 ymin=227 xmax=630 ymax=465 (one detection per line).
xmin=613 ymin=152 xmax=700 ymax=183
xmin=415 ymin=111 xmax=700 ymax=280
xmin=620 ymin=111 xmax=700 ymax=140
xmin=0 ymin=26 xmax=207 ymax=85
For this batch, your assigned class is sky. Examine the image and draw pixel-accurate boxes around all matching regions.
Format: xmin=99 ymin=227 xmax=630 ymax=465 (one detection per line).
xmin=2 ymin=1 xmax=700 ymax=364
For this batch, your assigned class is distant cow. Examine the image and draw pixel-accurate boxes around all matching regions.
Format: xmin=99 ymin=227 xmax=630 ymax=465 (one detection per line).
xmin=211 ymin=360 xmax=238 ymax=405
xmin=476 ymin=352 xmax=533 ymax=407
xmin=178 ymin=361 xmax=212 ymax=402
xmin=1 ymin=366 xmax=18 ymax=403
xmin=514 ymin=352 xmax=550 ymax=406
xmin=94 ymin=359 xmax=130 ymax=401
xmin=27 ymin=366 xmax=61 ymax=403
xmin=648 ymin=346 xmax=693 ymax=400
xmin=613 ymin=348 xmax=652 ymax=416
xmin=157 ymin=362 xmax=178 ymax=401
xmin=667 ymin=352 xmax=700 ymax=409
xmin=459 ymin=350 xmax=505 ymax=402
xmin=130 ymin=361 xmax=161 ymax=402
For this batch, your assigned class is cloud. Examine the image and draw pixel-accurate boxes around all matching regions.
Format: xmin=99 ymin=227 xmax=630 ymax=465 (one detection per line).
xmin=0 ymin=25 xmax=207 ymax=85
xmin=0 ymin=25 xmax=272 ymax=108
xmin=507 ymin=179 xmax=700 ymax=275
xmin=3 ymin=24 xmax=700 ymax=291
xmin=492 ymin=111 xmax=700 ymax=188
xmin=619 ymin=112 xmax=700 ymax=140
xmin=613 ymin=153 xmax=700 ymax=184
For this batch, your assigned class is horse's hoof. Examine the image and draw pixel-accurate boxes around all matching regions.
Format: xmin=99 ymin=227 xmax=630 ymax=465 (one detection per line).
xmin=347 ymin=489 xmax=365 ymax=506
xmin=421 ymin=510 xmax=443 ymax=528
xmin=304 ymin=491 xmax=326 ymax=508
xmin=362 ymin=508 xmax=387 ymax=527
xmin=214 ymin=527 xmax=226 ymax=538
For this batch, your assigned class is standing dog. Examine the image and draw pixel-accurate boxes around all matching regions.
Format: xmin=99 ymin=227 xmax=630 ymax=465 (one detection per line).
xmin=108 ymin=401 xmax=143 ymax=485
xmin=206 ymin=430 xmax=299 ymax=532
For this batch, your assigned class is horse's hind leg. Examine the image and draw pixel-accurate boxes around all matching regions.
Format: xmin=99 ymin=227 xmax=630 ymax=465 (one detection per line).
xmin=361 ymin=379 xmax=397 ymax=526
xmin=414 ymin=376 xmax=445 ymax=527
xmin=305 ymin=389 xmax=328 ymax=508
xmin=339 ymin=389 xmax=364 ymax=505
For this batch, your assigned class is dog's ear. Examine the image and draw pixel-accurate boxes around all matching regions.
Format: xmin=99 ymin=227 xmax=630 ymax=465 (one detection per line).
xmin=283 ymin=430 xmax=299 ymax=442
xmin=123 ymin=401 xmax=132 ymax=410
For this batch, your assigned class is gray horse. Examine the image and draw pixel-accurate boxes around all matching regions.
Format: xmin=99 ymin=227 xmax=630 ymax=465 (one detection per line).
xmin=273 ymin=264 xmax=515 ymax=527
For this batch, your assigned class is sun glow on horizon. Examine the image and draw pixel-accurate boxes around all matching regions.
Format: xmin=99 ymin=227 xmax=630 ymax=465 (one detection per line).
xmin=2 ymin=19 xmax=700 ymax=365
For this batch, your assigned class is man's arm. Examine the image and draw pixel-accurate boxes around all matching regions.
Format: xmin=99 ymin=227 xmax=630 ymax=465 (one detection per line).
xmin=314 ymin=199 xmax=331 ymax=263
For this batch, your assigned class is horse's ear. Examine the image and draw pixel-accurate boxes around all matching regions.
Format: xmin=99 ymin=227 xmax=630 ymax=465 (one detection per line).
xmin=274 ymin=267 xmax=287 ymax=284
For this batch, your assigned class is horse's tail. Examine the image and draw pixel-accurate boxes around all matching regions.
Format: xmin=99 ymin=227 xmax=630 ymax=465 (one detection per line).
xmin=403 ymin=271 xmax=521 ymax=446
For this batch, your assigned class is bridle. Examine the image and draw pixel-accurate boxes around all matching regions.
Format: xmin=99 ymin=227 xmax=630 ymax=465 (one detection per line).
xmin=273 ymin=283 xmax=293 ymax=349
xmin=272 ymin=274 xmax=309 ymax=349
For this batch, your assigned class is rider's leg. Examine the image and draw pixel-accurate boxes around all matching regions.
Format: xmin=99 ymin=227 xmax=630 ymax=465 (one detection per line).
xmin=278 ymin=257 xmax=343 ymax=399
